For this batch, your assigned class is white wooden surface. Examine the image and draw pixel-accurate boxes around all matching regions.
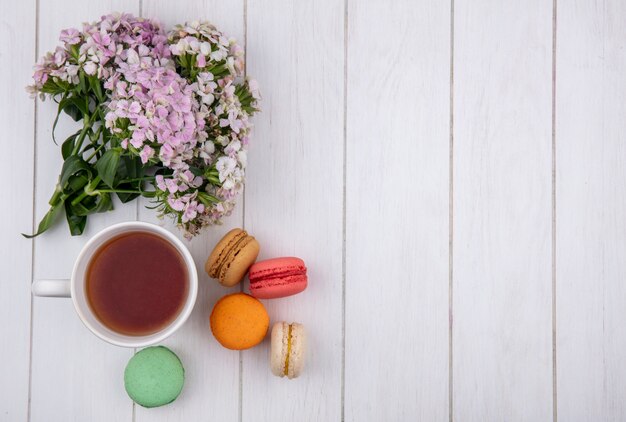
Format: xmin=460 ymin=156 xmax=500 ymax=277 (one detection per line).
xmin=453 ymin=1 xmax=553 ymax=421
xmin=345 ymin=0 xmax=450 ymax=420
xmin=556 ymin=0 xmax=626 ymax=420
xmin=2 ymin=0 xmax=626 ymax=421
xmin=244 ymin=1 xmax=343 ymax=420
xmin=0 ymin=2 xmax=35 ymax=421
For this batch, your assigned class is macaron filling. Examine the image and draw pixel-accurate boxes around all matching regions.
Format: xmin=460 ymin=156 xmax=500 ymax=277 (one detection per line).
xmin=250 ymin=266 xmax=307 ymax=284
xmin=284 ymin=324 xmax=293 ymax=376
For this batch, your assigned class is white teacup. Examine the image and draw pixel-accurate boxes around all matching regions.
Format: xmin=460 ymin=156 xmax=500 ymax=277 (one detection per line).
xmin=32 ymin=221 xmax=198 ymax=348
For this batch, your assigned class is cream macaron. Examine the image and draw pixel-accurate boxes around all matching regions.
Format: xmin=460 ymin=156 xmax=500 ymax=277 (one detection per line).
xmin=270 ymin=322 xmax=306 ymax=379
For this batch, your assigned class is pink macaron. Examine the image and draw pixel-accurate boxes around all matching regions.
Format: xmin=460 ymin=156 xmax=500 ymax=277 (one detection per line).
xmin=248 ymin=257 xmax=308 ymax=299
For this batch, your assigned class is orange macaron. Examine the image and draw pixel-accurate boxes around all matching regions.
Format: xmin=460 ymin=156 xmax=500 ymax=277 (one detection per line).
xmin=210 ymin=293 xmax=269 ymax=350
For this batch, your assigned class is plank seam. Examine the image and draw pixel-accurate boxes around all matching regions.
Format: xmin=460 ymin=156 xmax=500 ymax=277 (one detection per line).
xmin=448 ymin=0 xmax=455 ymax=420
xmin=240 ymin=1 xmax=248 ymax=421
xmin=341 ymin=0 xmax=349 ymax=420
xmin=27 ymin=0 xmax=40 ymax=419
xmin=551 ymin=0 xmax=558 ymax=420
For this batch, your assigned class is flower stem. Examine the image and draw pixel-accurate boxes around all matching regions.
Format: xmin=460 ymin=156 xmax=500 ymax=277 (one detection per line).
xmin=48 ymin=185 xmax=63 ymax=206
xmin=96 ymin=189 xmax=142 ymax=194
xmin=71 ymin=175 xmax=101 ymax=206
xmin=72 ymin=114 xmax=92 ymax=156
xmin=118 ymin=176 xmax=156 ymax=183
xmin=84 ymin=142 xmax=106 ymax=162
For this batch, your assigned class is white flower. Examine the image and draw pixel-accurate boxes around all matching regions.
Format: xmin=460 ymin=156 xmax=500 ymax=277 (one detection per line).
xmin=200 ymin=42 xmax=211 ymax=56
xmin=198 ymin=141 xmax=215 ymax=161
xmin=66 ymin=65 xmax=79 ymax=76
xmin=237 ymin=150 xmax=247 ymax=168
xmin=83 ymin=61 xmax=97 ymax=75
xmin=216 ymin=156 xmax=237 ymax=181
xmin=225 ymin=139 xmax=241 ymax=155
xmin=126 ymin=48 xmax=140 ymax=64
xmin=248 ymin=79 xmax=260 ymax=100
xmin=210 ymin=49 xmax=226 ymax=61
xmin=188 ymin=38 xmax=200 ymax=52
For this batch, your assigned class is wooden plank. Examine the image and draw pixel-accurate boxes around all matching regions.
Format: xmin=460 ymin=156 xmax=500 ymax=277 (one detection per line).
xmin=135 ymin=2 xmax=244 ymax=421
xmin=556 ymin=0 xmax=626 ymax=420
xmin=242 ymin=0 xmax=344 ymax=420
xmin=29 ymin=2 xmax=138 ymax=421
xmin=452 ymin=0 xmax=553 ymax=420
xmin=0 ymin=1 xmax=36 ymax=420
xmin=344 ymin=0 xmax=451 ymax=420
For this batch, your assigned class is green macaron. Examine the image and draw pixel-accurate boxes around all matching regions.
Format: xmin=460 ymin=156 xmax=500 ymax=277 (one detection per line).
xmin=124 ymin=346 xmax=185 ymax=408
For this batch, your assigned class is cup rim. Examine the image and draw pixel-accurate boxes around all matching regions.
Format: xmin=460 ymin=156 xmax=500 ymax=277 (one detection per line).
xmin=70 ymin=221 xmax=198 ymax=348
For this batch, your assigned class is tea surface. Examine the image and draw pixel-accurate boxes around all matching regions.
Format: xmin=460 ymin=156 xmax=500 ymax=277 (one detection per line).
xmin=86 ymin=231 xmax=188 ymax=336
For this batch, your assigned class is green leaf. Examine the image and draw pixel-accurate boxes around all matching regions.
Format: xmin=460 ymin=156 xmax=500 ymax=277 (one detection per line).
xmin=51 ymin=93 xmax=68 ymax=144
xmin=197 ymin=191 xmax=220 ymax=206
xmin=88 ymin=76 xmax=104 ymax=102
xmin=52 ymin=95 xmax=88 ymax=143
xmin=69 ymin=197 xmax=94 ymax=216
xmin=68 ymin=191 xmax=113 ymax=216
xmin=22 ymin=202 xmax=63 ymax=238
xmin=40 ymin=79 xmax=65 ymax=96
xmin=95 ymin=148 xmax=121 ymax=188
xmin=116 ymin=192 xmax=141 ymax=203
xmin=65 ymin=174 xmax=90 ymax=193
xmin=65 ymin=96 xmax=88 ymax=118
xmin=115 ymin=181 xmax=141 ymax=203
xmin=117 ymin=155 xmax=144 ymax=181
xmin=188 ymin=166 xmax=203 ymax=177
xmin=63 ymin=103 xmax=82 ymax=122
xmin=78 ymin=71 xmax=87 ymax=95
xmin=59 ymin=155 xmax=93 ymax=188
xmin=64 ymin=202 xmax=87 ymax=236
xmin=93 ymin=192 xmax=113 ymax=213
xmin=61 ymin=131 xmax=80 ymax=160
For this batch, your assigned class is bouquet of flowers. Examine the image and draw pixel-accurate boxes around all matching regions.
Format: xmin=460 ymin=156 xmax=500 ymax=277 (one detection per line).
xmin=26 ymin=13 xmax=259 ymax=239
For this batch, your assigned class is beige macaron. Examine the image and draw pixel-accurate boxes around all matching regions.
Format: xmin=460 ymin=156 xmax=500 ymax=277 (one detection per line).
xmin=270 ymin=322 xmax=306 ymax=379
xmin=205 ymin=228 xmax=260 ymax=287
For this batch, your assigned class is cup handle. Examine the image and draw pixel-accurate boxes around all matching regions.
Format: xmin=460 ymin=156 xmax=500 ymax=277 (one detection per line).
xmin=32 ymin=279 xmax=71 ymax=298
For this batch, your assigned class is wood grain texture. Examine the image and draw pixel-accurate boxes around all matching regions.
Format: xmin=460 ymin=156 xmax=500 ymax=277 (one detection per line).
xmin=29 ymin=2 xmax=138 ymax=421
xmin=452 ymin=0 xmax=553 ymax=420
xmin=556 ymin=0 xmax=626 ymax=420
xmin=344 ymin=0 xmax=451 ymax=420
xmin=0 ymin=1 xmax=36 ymax=420
xmin=243 ymin=0 xmax=344 ymax=420
xmin=135 ymin=2 xmax=244 ymax=421
xmin=4 ymin=0 xmax=626 ymax=420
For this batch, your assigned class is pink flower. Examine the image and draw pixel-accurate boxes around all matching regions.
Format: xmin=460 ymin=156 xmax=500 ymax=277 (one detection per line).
xmin=220 ymin=110 xmax=243 ymax=133
xmin=139 ymin=145 xmax=154 ymax=164
xmin=130 ymin=130 xmax=146 ymax=148
xmin=182 ymin=200 xmax=204 ymax=223
xmin=60 ymin=28 xmax=81 ymax=45
xmin=83 ymin=61 xmax=97 ymax=75
xmin=168 ymin=197 xmax=184 ymax=211
xmin=165 ymin=178 xmax=179 ymax=193
xmin=155 ymin=175 xmax=167 ymax=191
